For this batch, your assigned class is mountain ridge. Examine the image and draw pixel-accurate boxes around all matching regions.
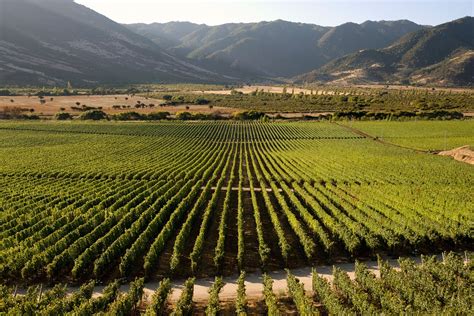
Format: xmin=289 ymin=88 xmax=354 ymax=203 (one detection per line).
xmin=0 ymin=0 xmax=228 ymax=86
xmin=294 ymin=16 xmax=474 ymax=86
xmin=126 ymin=19 xmax=425 ymax=78
xmin=0 ymin=0 xmax=471 ymax=87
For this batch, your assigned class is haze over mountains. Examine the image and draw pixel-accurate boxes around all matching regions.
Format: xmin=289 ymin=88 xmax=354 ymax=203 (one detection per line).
xmin=0 ymin=0 xmax=472 ymax=86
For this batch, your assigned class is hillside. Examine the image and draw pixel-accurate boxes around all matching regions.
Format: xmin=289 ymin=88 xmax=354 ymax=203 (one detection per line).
xmin=296 ymin=17 xmax=474 ymax=86
xmin=127 ymin=19 xmax=424 ymax=78
xmin=0 ymin=0 xmax=226 ymax=86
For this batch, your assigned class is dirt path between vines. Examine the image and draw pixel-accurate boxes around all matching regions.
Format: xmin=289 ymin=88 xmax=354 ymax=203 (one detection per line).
xmin=163 ymin=255 xmax=428 ymax=304
xmin=15 ymin=253 xmax=466 ymax=305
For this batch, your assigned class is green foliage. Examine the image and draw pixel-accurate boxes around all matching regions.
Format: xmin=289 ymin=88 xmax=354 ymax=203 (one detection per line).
xmin=235 ymin=271 xmax=247 ymax=315
xmin=333 ymin=110 xmax=464 ymax=120
xmin=55 ymin=112 xmax=73 ymax=120
xmin=195 ymin=97 xmax=210 ymax=105
xmin=233 ymin=111 xmax=267 ymax=120
xmin=106 ymin=278 xmax=144 ymax=315
xmin=286 ymin=270 xmax=317 ymax=315
xmin=111 ymin=111 xmax=171 ymax=121
xmin=171 ymin=277 xmax=195 ymax=316
xmin=80 ymin=110 xmax=108 ymax=120
xmin=175 ymin=111 xmax=193 ymax=120
xmin=0 ymin=121 xmax=471 ymax=289
xmin=0 ymin=89 xmax=12 ymax=96
xmin=346 ymin=120 xmax=474 ymax=150
xmin=145 ymin=278 xmax=172 ymax=316
xmin=262 ymin=274 xmax=279 ymax=315
xmin=150 ymin=88 xmax=474 ymax=113
xmin=205 ymin=276 xmax=225 ymax=315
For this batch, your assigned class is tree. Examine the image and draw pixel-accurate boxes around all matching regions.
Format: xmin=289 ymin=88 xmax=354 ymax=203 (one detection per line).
xmin=147 ymin=112 xmax=170 ymax=120
xmin=80 ymin=110 xmax=107 ymax=120
xmin=55 ymin=112 xmax=73 ymax=120
xmin=176 ymin=112 xmax=193 ymax=120
xmin=195 ymin=98 xmax=210 ymax=105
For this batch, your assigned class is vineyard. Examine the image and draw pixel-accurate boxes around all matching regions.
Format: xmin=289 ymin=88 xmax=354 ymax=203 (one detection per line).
xmin=1 ymin=254 xmax=472 ymax=314
xmin=344 ymin=120 xmax=474 ymax=151
xmin=0 ymin=120 xmax=473 ymax=313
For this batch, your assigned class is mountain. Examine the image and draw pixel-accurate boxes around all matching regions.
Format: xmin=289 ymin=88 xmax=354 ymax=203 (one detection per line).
xmin=0 ymin=0 xmax=226 ymax=86
xmin=296 ymin=17 xmax=474 ymax=86
xmin=127 ymin=20 xmax=425 ymax=78
xmin=125 ymin=22 xmax=206 ymax=50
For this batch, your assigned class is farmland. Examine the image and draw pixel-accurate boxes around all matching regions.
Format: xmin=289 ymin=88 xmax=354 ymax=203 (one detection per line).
xmin=2 ymin=85 xmax=474 ymax=121
xmin=1 ymin=253 xmax=472 ymax=314
xmin=0 ymin=120 xmax=473 ymax=314
xmin=342 ymin=120 xmax=474 ymax=151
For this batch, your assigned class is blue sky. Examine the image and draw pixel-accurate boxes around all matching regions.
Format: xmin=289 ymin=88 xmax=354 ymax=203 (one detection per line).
xmin=75 ymin=0 xmax=473 ymax=26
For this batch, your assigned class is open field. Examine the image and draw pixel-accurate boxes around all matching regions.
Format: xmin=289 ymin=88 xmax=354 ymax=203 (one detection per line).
xmin=0 ymin=95 xmax=238 ymax=118
xmin=0 ymin=121 xmax=472 ymax=314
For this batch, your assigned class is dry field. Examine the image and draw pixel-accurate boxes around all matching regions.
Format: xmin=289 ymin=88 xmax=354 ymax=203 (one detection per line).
xmin=0 ymin=95 xmax=238 ymax=117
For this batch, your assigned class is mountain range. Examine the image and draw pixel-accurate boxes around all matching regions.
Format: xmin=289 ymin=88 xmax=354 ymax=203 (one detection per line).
xmin=0 ymin=0 xmax=472 ymax=86
xmin=295 ymin=16 xmax=474 ymax=86
xmin=127 ymin=19 xmax=424 ymax=78
xmin=0 ymin=0 xmax=225 ymax=86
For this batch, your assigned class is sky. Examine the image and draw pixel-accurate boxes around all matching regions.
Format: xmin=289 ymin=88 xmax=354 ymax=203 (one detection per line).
xmin=74 ymin=0 xmax=473 ymax=26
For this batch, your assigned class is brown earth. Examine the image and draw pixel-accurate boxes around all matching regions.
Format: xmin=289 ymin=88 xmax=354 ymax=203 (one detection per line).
xmin=0 ymin=95 xmax=238 ymax=117
xmin=438 ymin=146 xmax=474 ymax=165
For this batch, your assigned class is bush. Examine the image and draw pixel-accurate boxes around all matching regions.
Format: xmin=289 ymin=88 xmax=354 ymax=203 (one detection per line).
xmin=195 ymin=98 xmax=210 ymax=105
xmin=80 ymin=110 xmax=107 ymax=120
xmin=147 ymin=112 xmax=170 ymax=120
xmin=175 ymin=112 xmax=193 ymax=120
xmin=113 ymin=111 xmax=145 ymax=121
xmin=0 ymin=107 xmax=40 ymax=120
xmin=233 ymin=111 xmax=267 ymax=120
xmin=55 ymin=112 xmax=73 ymax=120
xmin=0 ymin=89 xmax=12 ymax=96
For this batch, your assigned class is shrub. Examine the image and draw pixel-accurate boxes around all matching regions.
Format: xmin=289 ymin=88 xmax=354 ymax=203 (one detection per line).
xmin=0 ymin=89 xmax=12 ymax=96
xmin=176 ymin=112 xmax=193 ymax=120
xmin=113 ymin=112 xmax=145 ymax=121
xmin=80 ymin=110 xmax=107 ymax=120
xmin=195 ymin=98 xmax=210 ymax=105
xmin=147 ymin=112 xmax=170 ymax=120
xmin=233 ymin=111 xmax=267 ymax=120
xmin=55 ymin=112 xmax=73 ymax=120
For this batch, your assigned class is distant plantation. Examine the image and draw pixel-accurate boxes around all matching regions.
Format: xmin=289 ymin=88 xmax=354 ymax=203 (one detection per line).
xmin=151 ymin=86 xmax=474 ymax=113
